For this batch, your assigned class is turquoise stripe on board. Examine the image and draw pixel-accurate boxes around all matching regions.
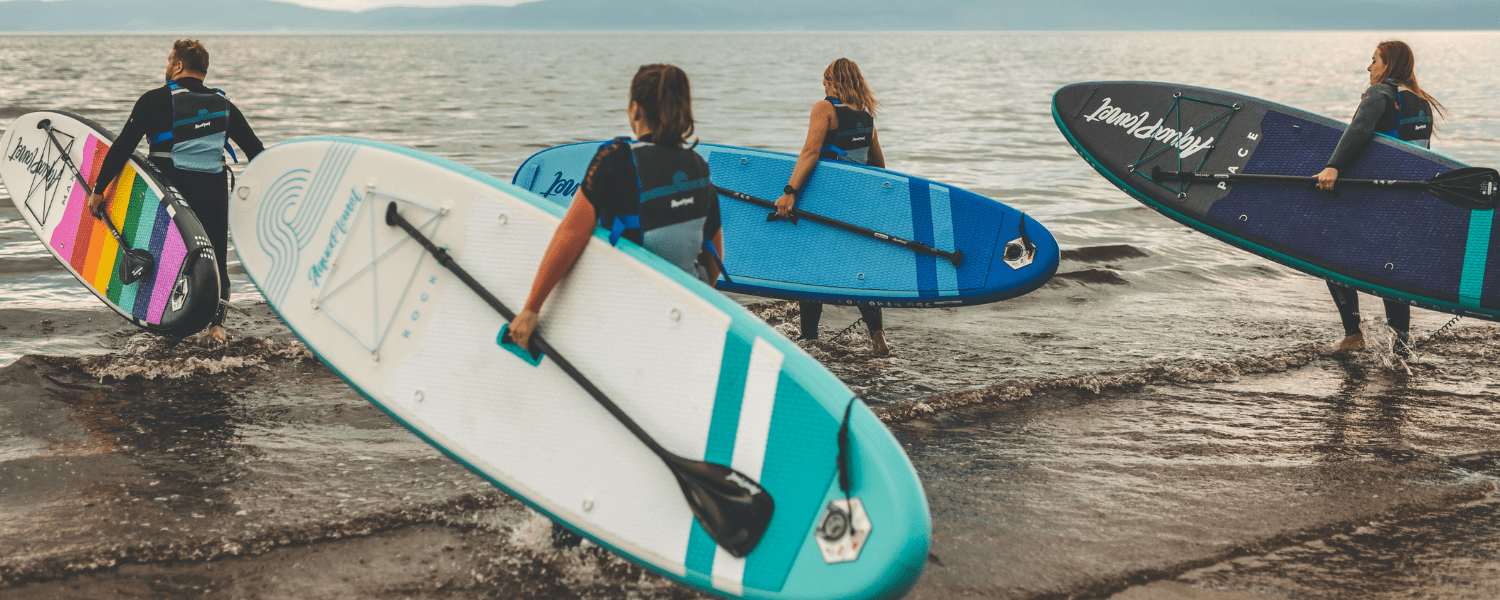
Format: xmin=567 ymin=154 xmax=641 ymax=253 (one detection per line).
xmin=684 ymin=331 xmax=754 ymax=582
xmin=1460 ymin=210 xmax=1493 ymax=309
xmin=929 ymin=183 xmax=959 ymax=296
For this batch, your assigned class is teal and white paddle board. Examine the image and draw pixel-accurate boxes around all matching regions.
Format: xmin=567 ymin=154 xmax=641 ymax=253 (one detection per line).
xmin=228 ymin=137 xmax=930 ymax=600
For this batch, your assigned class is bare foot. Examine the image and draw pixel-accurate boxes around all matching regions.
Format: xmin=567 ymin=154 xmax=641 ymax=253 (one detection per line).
xmin=208 ymin=325 xmax=228 ymax=344
xmin=870 ymin=330 xmax=891 ymax=357
xmin=1332 ymin=333 xmax=1364 ymax=354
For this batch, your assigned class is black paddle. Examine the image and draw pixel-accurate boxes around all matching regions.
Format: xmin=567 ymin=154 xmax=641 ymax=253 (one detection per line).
xmin=715 ymin=185 xmax=965 ymax=266
xmin=37 ymin=119 xmax=154 ymax=284
xmin=1152 ymin=166 xmax=1500 ymax=210
xmin=385 ymin=202 xmax=774 ymax=558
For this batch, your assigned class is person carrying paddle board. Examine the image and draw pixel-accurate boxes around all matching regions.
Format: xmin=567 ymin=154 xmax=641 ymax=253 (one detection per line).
xmin=773 ymin=58 xmax=892 ymax=356
xmin=87 ymin=39 xmax=265 ymax=343
xmin=508 ymin=64 xmax=724 ymax=352
xmin=1315 ymin=40 xmax=1447 ymax=357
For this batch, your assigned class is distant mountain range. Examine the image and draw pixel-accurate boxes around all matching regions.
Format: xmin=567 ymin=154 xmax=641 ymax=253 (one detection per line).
xmin=0 ymin=0 xmax=1496 ymax=31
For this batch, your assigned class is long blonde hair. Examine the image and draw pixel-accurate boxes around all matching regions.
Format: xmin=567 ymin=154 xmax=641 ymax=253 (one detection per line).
xmin=1370 ymin=40 xmax=1446 ymax=124
xmin=823 ymin=58 xmax=880 ymax=117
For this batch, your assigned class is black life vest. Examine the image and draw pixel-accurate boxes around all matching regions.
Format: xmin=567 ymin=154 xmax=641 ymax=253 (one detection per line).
xmin=820 ymin=97 xmax=875 ymax=165
xmin=1376 ymin=81 xmax=1433 ymax=149
xmin=149 ymin=80 xmax=235 ymax=173
xmin=598 ymin=137 xmax=719 ymax=280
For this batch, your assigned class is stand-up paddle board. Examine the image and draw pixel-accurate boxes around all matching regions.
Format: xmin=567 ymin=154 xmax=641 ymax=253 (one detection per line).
xmin=229 ymin=137 xmax=930 ymax=600
xmin=1053 ymin=81 xmax=1500 ymax=321
xmin=0 ymin=110 xmax=220 ymax=335
xmin=514 ymin=142 xmax=1059 ymax=308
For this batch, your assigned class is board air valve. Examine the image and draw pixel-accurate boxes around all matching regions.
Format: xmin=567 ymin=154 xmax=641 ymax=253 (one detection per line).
xmin=815 ymin=497 xmax=871 ymax=564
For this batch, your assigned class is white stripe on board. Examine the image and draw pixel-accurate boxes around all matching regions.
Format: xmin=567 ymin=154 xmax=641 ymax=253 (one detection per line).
xmin=711 ymin=336 xmax=784 ymax=592
xmin=929 ymin=183 xmax=959 ymax=296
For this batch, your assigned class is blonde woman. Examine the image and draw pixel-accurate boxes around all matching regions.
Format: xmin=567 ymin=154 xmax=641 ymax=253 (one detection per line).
xmin=774 ymin=58 xmax=891 ymax=356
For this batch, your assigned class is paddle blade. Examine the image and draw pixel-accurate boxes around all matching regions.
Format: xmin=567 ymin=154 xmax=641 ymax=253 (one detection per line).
xmin=119 ymin=248 xmax=155 ymax=285
xmin=1426 ymin=167 xmax=1500 ymax=210
xmin=667 ymin=456 xmax=774 ymax=558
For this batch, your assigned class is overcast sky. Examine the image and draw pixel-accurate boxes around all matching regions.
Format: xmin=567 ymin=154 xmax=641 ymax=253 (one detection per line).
xmin=278 ymin=0 xmax=535 ymax=9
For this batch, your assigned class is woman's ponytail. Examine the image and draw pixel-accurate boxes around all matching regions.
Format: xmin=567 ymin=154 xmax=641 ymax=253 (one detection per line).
xmin=631 ymin=64 xmax=696 ymax=149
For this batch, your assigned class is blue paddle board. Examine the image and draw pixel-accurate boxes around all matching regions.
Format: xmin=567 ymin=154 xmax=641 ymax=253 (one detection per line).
xmin=1053 ymin=81 xmax=1500 ymax=321
xmin=230 ymin=137 xmax=931 ymax=600
xmin=514 ymin=141 xmax=1058 ymax=308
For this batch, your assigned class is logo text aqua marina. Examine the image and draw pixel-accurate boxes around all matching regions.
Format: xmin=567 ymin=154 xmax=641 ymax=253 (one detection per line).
xmin=1083 ymin=97 xmax=1216 ymax=159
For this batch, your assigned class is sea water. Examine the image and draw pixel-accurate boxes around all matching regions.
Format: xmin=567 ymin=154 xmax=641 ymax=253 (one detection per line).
xmin=3 ymin=31 xmax=1500 ymax=599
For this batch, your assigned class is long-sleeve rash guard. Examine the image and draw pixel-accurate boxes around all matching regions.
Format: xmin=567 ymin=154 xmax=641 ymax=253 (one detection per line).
xmin=1324 ymin=83 xmax=1399 ymax=172
xmin=92 ymin=77 xmax=264 ymax=195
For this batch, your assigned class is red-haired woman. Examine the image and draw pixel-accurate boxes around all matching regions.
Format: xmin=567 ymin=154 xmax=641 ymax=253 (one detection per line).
xmin=508 ymin=64 xmax=723 ymax=351
xmin=774 ymin=57 xmax=892 ymax=356
xmin=1316 ymin=41 xmax=1447 ymax=357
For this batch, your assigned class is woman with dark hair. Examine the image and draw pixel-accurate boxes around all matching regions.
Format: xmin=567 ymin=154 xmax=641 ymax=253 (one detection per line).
xmin=508 ymin=64 xmax=723 ymax=351
xmin=774 ymin=57 xmax=892 ymax=356
xmin=1316 ymin=40 xmax=1447 ymax=357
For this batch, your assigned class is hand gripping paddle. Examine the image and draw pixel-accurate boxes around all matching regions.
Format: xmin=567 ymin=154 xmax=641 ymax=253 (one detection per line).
xmin=38 ymin=119 xmax=155 ymax=284
xmin=386 ymin=202 xmax=774 ymax=557
xmin=1153 ymin=166 xmax=1500 ymax=211
xmin=716 ymin=185 xmax=965 ymax=266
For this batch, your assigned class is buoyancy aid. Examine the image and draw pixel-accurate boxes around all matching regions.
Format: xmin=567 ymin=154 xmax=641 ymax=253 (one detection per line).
xmin=1377 ymin=81 xmax=1434 ymax=149
xmin=149 ymin=80 xmax=235 ymax=173
xmin=598 ymin=137 xmax=719 ymax=280
xmin=820 ymin=97 xmax=875 ymax=165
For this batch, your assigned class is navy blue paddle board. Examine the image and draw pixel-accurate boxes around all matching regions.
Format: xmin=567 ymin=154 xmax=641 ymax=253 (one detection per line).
xmin=1054 ymin=81 xmax=1500 ymax=321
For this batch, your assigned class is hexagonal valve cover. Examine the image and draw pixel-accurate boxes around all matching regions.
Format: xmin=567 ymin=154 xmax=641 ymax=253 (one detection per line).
xmin=815 ymin=497 xmax=872 ymax=564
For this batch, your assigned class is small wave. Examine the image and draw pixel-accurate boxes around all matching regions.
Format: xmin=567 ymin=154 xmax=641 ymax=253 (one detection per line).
xmin=0 ymin=493 xmax=505 ymax=587
xmin=1060 ymin=244 xmax=1150 ymax=264
xmin=1050 ymin=268 xmax=1130 ymax=286
xmin=37 ymin=332 xmax=314 ymax=381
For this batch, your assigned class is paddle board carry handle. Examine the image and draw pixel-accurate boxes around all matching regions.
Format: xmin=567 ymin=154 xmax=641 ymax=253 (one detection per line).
xmin=718 ymin=185 xmax=965 ymax=267
xmin=1152 ymin=166 xmax=1500 ymax=210
xmin=37 ymin=119 xmax=156 ymax=284
xmin=385 ymin=202 xmax=774 ymax=557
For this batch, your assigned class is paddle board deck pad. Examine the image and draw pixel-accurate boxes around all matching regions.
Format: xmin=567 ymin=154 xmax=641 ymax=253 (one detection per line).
xmin=1 ymin=110 xmax=220 ymax=334
xmin=229 ymin=137 xmax=930 ymax=600
xmin=513 ymin=142 xmax=1059 ymax=308
xmin=1054 ymin=81 xmax=1500 ymax=321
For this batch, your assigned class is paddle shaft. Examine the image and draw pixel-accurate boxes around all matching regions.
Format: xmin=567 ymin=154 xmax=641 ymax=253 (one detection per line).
xmin=1160 ymin=169 xmax=1430 ymax=191
xmin=385 ymin=204 xmax=672 ymax=459
xmin=38 ymin=121 xmax=135 ymax=248
xmin=715 ymin=185 xmax=964 ymax=266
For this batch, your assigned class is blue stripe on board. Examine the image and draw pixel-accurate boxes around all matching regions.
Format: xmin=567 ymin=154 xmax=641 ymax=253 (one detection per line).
xmin=685 ymin=332 xmax=754 ymax=583
xmin=132 ymin=203 xmax=173 ymax=322
xmin=929 ymin=183 xmax=959 ymax=296
xmin=1460 ymin=209 xmax=1494 ymax=308
xmin=908 ymin=182 xmax=938 ymax=297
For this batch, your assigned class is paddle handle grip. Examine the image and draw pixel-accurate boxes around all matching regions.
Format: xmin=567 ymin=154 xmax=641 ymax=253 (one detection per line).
xmin=39 ymin=121 xmax=134 ymax=247
xmin=716 ymin=185 xmax=963 ymax=265
xmin=384 ymin=203 xmax=671 ymax=458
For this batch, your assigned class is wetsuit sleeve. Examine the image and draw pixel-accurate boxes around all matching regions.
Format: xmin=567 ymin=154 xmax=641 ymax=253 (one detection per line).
xmin=1325 ymin=84 xmax=1393 ymax=172
xmin=579 ymin=142 xmax=630 ymax=220
xmin=92 ymin=94 xmax=152 ymax=196
xmin=227 ymin=102 xmax=265 ymax=161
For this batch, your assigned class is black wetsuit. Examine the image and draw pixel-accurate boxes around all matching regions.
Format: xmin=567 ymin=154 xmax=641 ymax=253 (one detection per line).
xmin=92 ymin=77 xmax=264 ymax=329
xmin=579 ymin=134 xmax=721 ymax=277
xmin=1324 ymin=82 xmax=1430 ymax=349
xmin=801 ymin=97 xmax=883 ymax=340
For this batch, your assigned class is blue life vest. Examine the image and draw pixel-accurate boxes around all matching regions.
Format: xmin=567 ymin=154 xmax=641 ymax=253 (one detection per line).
xmin=1377 ymin=81 xmax=1433 ymax=149
xmin=597 ymin=137 xmax=721 ymax=282
xmin=149 ymin=80 xmax=237 ymax=173
xmin=820 ymin=97 xmax=875 ymax=165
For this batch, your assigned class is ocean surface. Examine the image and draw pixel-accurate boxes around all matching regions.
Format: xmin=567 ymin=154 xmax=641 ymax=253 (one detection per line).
xmin=4 ymin=31 xmax=1500 ymax=599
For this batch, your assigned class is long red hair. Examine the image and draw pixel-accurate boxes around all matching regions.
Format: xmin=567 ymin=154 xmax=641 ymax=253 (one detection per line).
xmin=1371 ymin=40 xmax=1446 ymax=124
